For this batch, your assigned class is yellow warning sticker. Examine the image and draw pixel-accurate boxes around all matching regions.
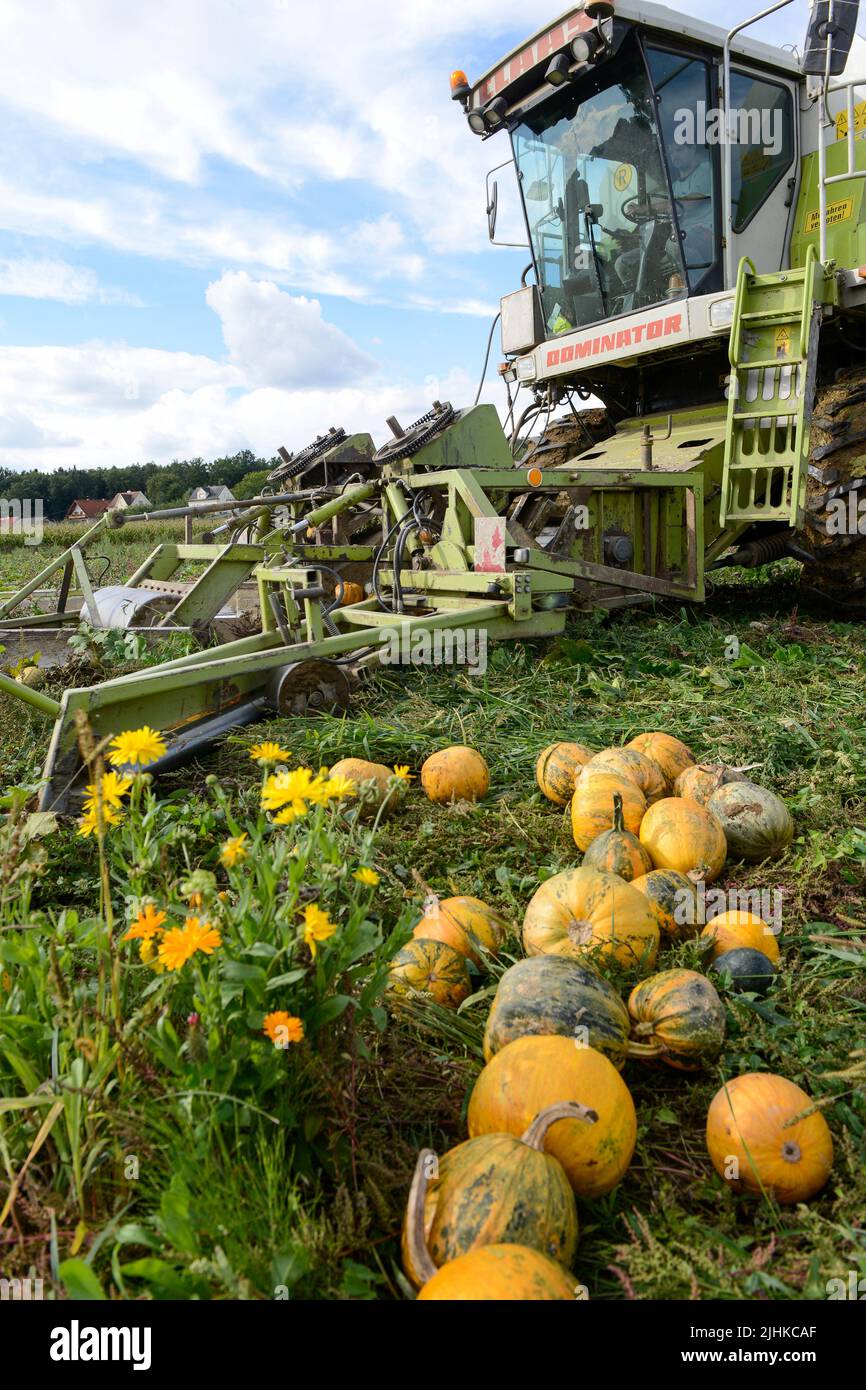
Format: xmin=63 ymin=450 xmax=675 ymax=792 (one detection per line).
xmin=613 ymin=163 xmax=633 ymax=192
xmin=804 ymin=198 xmax=854 ymax=231
xmin=775 ymin=326 xmax=790 ymax=357
xmin=836 ymin=101 xmax=866 ymax=139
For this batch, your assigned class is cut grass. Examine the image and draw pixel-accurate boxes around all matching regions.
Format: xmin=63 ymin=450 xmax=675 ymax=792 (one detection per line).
xmin=0 ymin=555 xmax=864 ymax=1298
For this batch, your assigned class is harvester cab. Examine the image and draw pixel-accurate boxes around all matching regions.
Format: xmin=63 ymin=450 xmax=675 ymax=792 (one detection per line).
xmin=4 ymin=0 xmax=866 ymax=810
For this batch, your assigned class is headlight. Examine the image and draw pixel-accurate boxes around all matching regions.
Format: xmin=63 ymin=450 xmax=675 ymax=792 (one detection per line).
xmin=516 ymin=356 xmax=537 ymax=382
xmin=709 ymin=297 xmax=735 ymax=329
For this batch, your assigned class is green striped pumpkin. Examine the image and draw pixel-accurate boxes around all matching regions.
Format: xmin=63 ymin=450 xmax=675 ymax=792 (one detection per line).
xmin=483 ymin=955 xmax=630 ymax=1069
xmin=627 ymin=968 xmax=725 ymax=1070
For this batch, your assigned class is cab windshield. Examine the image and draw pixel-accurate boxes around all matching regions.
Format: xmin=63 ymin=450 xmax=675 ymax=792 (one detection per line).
xmin=512 ymin=41 xmax=689 ymax=335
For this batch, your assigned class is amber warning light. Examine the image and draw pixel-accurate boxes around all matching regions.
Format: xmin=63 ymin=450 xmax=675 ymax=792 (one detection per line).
xmin=450 ymin=69 xmax=470 ymax=102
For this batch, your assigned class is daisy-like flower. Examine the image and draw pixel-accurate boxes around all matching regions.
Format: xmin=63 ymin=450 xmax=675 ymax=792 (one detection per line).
xmin=392 ymin=765 xmax=413 ymax=781
xmin=354 ymin=867 xmax=380 ymax=887
xmin=123 ymin=904 xmax=167 ymax=941
xmin=272 ymin=804 xmax=308 ymax=826
xmin=220 ymin=833 xmax=248 ymax=868
xmin=261 ymin=766 xmax=315 ymax=815
xmin=107 ymin=726 xmax=167 ymax=769
xmin=323 ymin=773 xmax=355 ymax=800
xmin=157 ymin=915 xmax=222 ymax=971
xmin=263 ymin=1011 xmax=304 ymax=1047
xmin=249 ymin=741 xmax=291 ymax=766
xmin=139 ymin=937 xmax=165 ymax=972
xmin=83 ymin=770 xmax=133 ymax=811
xmin=77 ymin=803 xmax=124 ymax=838
xmin=304 ymin=773 xmax=338 ymax=808
xmin=303 ymin=902 xmax=337 ymax=957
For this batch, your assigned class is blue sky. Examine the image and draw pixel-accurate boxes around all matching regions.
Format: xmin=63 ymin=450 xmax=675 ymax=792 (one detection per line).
xmin=0 ymin=0 xmax=809 ymax=470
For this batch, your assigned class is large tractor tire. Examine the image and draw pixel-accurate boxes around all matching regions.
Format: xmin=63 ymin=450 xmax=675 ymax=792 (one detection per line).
xmin=798 ymin=364 xmax=866 ymax=612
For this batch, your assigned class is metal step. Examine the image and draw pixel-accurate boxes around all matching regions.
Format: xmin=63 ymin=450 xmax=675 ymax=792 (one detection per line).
xmin=720 ymin=250 xmax=823 ymax=528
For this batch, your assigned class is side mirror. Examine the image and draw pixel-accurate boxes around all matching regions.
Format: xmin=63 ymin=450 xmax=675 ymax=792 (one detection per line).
xmin=802 ymin=0 xmax=860 ymax=75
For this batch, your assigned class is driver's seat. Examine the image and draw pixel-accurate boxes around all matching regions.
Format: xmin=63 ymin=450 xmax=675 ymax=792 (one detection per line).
xmin=620 ymin=217 xmax=671 ymax=312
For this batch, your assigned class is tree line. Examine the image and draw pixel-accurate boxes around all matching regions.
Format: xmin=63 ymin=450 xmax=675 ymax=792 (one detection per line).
xmin=0 ymin=451 xmax=278 ymax=521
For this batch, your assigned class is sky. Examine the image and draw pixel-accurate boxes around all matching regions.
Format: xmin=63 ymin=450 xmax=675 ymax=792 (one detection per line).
xmin=0 ymin=0 xmax=812 ymax=472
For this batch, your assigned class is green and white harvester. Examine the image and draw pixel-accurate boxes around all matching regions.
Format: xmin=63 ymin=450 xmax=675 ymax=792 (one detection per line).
xmin=2 ymin=0 xmax=865 ymax=808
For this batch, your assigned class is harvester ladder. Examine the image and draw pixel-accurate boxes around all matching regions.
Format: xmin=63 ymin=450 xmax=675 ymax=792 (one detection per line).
xmin=721 ymin=248 xmax=821 ymax=528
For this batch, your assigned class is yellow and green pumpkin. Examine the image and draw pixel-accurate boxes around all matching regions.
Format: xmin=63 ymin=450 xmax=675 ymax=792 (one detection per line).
xmin=412 ymin=895 xmax=509 ymax=968
xmin=571 ymin=772 xmax=646 ymax=852
xmin=639 ymin=797 xmax=727 ymax=883
xmin=523 ymin=865 xmax=659 ymax=973
xmin=483 ymin=955 xmax=631 ymax=1068
xmin=387 ymin=938 xmax=472 ymax=1009
xmin=582 ymin=792 xmax=654 ymax=882
xmin=626 ymin=732 xmax=695 ymax=789
xmin=583 ymin=747 xmax=667 ymax=805
xmin=468 ymin=1035 xmax=637 ymax=1197
xmin=700 ymin=910 xmax=781 ymax=965
xmin=401 ymin=1102 xmax=586 ymax=1289
xmin=630 ymin=868 xmax=698 ymax=939
xmin=706 ymin=1072 xmax=833 ymax=1204
xmin=626 ymin=968 xmax=726 ymax=1071
xmin=535 ymin=741 xmax=594 ymax=805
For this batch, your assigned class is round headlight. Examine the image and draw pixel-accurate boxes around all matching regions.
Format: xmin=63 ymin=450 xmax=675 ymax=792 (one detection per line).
xmin=483 ymin=96 xmax=508 ymax=128
xmin=467 ymin=108 xmax=487 ymax=135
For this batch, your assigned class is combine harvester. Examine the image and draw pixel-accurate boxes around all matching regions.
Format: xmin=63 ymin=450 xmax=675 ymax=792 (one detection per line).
xmin=2 ymin=0 xmax=865 ymax=810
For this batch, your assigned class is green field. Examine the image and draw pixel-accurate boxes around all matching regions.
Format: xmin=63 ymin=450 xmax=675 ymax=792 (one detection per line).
xmin=0 ymin=539 xmax=864 ymax=1300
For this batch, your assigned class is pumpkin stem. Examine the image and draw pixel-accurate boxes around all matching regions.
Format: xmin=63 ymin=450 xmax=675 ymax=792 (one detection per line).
xmin=782 ymin=1140 xmax=802 ymax=1164
xmin=625 ymin=1039 xmax=665 ymax=1059
xmin=633 ymin=1021 xmax=656 ymax=1036
xmin=520 ymin=1101 xmax=599 ymax=1150
xmin=612 ymin=792 xmax=624 ymax=834
xmin=406 ymin=1148 xmax=440 ymax=1287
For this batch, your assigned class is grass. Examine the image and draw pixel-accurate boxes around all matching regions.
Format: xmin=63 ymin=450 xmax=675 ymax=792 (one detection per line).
xmin=0 ymin=546 xmax=864 ymax=1299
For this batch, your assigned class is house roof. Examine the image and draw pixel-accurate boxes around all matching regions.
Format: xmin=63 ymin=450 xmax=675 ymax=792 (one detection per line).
xmin=66 ymin=498 xmax=113 ymax=517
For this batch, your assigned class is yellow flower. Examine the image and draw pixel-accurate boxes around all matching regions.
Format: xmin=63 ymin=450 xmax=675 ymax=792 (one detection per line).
xmin=220 ymin=833 xmax=248 ymax=868
xmin=304 ymin=774 xmax=337 ymax=807
xmin=138 ymin=937 xmax=164 ymax=971
xmin=303 ymin=902 xmax=337 ymax=957
xmin=323 ymin=773 xmax=355 ymax=800
xmin=157 ymin=916 xmax=222 ymax=971
xmin=249 ymin=741 xmax=290 ymax=765
xmin=123 ymin=904 xmax=167 ymax=941
xmin=392 ymin=765 xmax=413 ymax=780
xmin=263 ymin=1011 xmax=304 ymax=1046
xmin=77 ymin=803 xmax=124 ymax=838
xmin=107 ymin=726 xmax=167 ymax=768
xmin=262 ymin=766 xmax=316 ymax=815
xmin=272 ymin=804 xmax=308 ymax=826
xmin=83 ymin=770 xmax=133 ymax=811
xmin=354 ymin=867 xmax=380 ymax=887
xmin=187 ymin=892 xmax=203 ymax=909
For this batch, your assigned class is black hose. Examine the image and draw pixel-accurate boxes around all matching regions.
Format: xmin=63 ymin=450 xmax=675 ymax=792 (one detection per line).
xmin=473 ymin=312 xmax=501 ymax=407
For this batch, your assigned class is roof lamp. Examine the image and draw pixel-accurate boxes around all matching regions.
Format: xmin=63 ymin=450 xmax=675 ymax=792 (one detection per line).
xmin=544 ymin=53 xmax=572 ymax=86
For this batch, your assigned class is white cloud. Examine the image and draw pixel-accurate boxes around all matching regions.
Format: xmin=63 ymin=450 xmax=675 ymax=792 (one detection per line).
xmin=0 ymin=256 xmax=141 ymax=305
xmin=205 ymin=271 xmax=378 ymax=387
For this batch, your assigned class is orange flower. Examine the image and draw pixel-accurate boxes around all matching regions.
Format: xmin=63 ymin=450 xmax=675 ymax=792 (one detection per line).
xmin=263 ymin=1011 xmax=304 ymax=1047
xmin=122 ymin=904 xmax=167 ymax=942
xmin=157 ymin=916 xmax=222 ymax=972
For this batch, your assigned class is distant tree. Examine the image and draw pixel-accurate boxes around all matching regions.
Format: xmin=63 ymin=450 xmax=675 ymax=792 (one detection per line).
xmin=234 ymin=469 xmax=270 ymax=499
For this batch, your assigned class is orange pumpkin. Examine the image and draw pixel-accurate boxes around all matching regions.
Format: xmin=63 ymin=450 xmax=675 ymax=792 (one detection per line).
xmin=328 ymin=757 xmax=399 ymax=818
xmin=582 ymin=792 xmax=654 ymax=882
xmin=417 ymin=1243 xmax=581 ymax=1301
xmin=387 ymin=938 xmax=472 ymax=1009
xmin=583 ymin=747 xmax=666 ymax=805
xmin=535 ymin=742 xmax=594 ymax=805
xmin=468 ymin=1035 xmax=637 ymax=1197
xmin=631 ymin=869 xmax=698 ymax=939
xmin=706 ymin=1072 xmax=833 ymax=1204
xmin=412 ymin=895 xmax=508 ymax=967
xmin=674 ymin=762 xmax=747 ymax=806
xmin=639 ymin=797 xmax=727 ymax=883
xmin=421 ymin=746 xmax=489 ymax=804
xmin=700 ymin=910 xmax=781 ymax=965
xmin=338 ymin=580 xmax=366 ymax=606
xmin=523 ymin=865 xmax=659 ymax=972
xmin=571 ymin=772 xmax=646 ymax=852
xmin=626 ymin=732 xmax=695 ymax=789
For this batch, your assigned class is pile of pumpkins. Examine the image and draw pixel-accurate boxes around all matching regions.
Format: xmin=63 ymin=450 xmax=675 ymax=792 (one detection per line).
xmin=387 ymin=731 xmax=835 ymax=1301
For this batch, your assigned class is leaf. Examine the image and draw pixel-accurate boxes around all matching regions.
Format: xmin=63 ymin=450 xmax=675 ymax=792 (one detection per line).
xmin=21 ymin=811 xmax=58 ymax=843
xmin=272 ymin=1245 xmax=310 ymax=1291
xmin=221 ymin=960 xmax=268 ymax=985
xmin=58 ymin=1258 xmax=106 ymax=1300
xmin=655 ymin=1107 xmax=679 ymax=1126
xmin=306 ymin=994 xmax=352 ymax=1029
xmin=157 ymin=1177 xmax=198 ymax=1257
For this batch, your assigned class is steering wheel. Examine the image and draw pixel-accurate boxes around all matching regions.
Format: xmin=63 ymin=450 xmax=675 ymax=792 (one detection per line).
xmin=621 ymin=194 xmax=685 ymax=225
